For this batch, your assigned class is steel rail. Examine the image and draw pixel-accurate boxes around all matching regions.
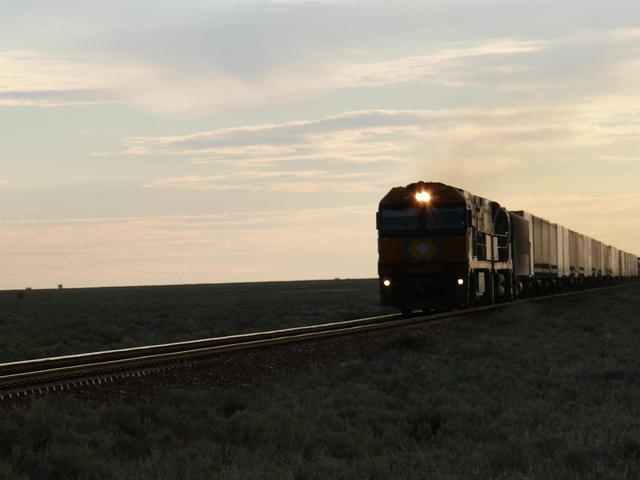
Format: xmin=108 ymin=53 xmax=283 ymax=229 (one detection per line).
xmin=0 ymin=312 xmax=401 ymax=376
xmin=0 ymin=282 xmax=635 ymax=393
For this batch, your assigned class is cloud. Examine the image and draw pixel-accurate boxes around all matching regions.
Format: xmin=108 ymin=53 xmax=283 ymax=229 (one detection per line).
xmin=105 ymin=97 xmax=640 ymax=168
xmin=108 ymin=108 xmax=525 ymax=157
xmin=118 ymin=38 xmax=545 ymax=112
xmin=2 ymin=26 xmax=639 ymax=112
xmin=334 ymin=39 xmax=546 ymax=88
xmin=92 ymin=112 xmax=436 ymax=200
xmin=0 ymin=89 xmax=114 ymax=107
xmin=87 ymin=95 xmax=638 ymax=201
xmin=100 ymin=108 xmax=534 ymax=194
xmin=116 ymin=123 xmax=424 ymax=170
xmin=0 ymin=50 xmax=245 ymax=109
xmin=142 ymin=170 xmax=389 ymax=193
xmin=0 ymin=51 xmax=114 ymax=106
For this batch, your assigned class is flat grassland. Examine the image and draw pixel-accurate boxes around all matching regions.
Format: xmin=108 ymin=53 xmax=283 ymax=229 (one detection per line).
xmin=0 ymin=279 xmax=392 ymax=362
xmin=1 ymin=282 xmax=639 ymax=479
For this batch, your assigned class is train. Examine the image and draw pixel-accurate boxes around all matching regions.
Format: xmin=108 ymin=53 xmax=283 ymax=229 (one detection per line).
xmin=376 ymin=182 xmax=638 ymax=314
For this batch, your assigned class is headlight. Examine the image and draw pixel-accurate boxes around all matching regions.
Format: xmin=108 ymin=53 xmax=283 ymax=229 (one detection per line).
xmin=383 ymin=279 xmax=391 ymax=287
xmin=415 ymin=191 xmax=431 ymax=203
xmin=457 ymin=278 xmax=464 ymax=285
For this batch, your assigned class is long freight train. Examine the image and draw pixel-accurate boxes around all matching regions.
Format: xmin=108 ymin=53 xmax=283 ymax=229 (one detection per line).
xmin=377 ymin=182 xmax=638 ymax=314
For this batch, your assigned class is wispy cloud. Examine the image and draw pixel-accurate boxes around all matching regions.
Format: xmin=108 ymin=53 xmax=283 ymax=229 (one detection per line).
xmin=334 ymin=39 xmax=546 ymax=88
xmin=0 ymin=51 xmax=114 ymax=106
xmin=85 ymin=96 xmax=640 ymax=204
xmin=103 ymin=98 xmax=640 ymax=171
xmin=112 ymin=118 xmax=425 ymax=168
xmin=106 ymin=108 xmax=530 ymax=157
xmin=142 ymin=170 xmax=389 ymax=192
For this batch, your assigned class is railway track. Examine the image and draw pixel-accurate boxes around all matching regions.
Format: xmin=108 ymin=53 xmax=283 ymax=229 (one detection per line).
xmin=0 ymin=283 xmax=634 ymax=399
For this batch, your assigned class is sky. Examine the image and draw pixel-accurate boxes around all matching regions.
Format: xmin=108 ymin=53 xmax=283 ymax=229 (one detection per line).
xmin=1 ymin=0 xmax=639 ymax=289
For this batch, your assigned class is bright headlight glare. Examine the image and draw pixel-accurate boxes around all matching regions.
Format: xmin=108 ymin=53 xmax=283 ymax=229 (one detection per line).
xmin=415 ymin=191 xmax=431 ymax=203
xmin=383 ymin=279 xmax=391 ymax=287
xmin=457 ymin=278 xmax=464 ymax=285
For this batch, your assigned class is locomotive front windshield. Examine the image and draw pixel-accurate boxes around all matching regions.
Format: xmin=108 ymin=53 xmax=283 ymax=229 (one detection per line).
xmin=378 ymin=208 xmax=421 ymax=232
xmin=379 ymin=206 xmax=466 ymax=233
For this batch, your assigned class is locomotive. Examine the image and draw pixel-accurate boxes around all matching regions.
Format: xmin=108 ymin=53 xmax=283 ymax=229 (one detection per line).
xmin=377 ymin=182 xmax=638 ymax=314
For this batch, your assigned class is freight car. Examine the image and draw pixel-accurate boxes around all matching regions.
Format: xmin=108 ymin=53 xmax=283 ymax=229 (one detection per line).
xmin=377 ymin=182 xmax=638 ymax=314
